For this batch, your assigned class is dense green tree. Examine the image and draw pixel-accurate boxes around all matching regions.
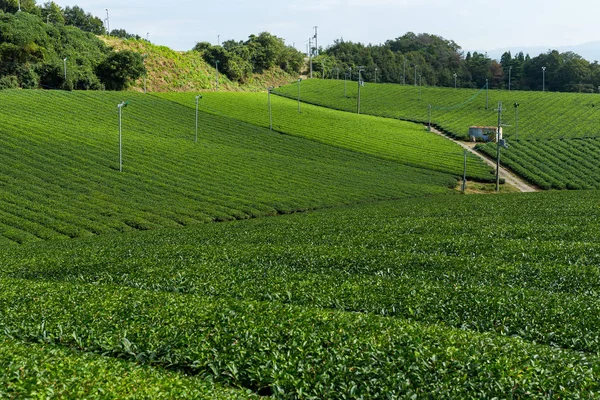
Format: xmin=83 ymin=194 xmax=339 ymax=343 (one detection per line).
xmin=193 ymin=32 xmax=303 ymax=83
xmin=0 ymin=0 xmax=38 ymax=14
xmin=96 ymin=50 xmax=145 ymax=90
xmin=40 ymin=1 xmax=63 ymax=24
xmin=64 ymin=5 xmax=104 ymax=34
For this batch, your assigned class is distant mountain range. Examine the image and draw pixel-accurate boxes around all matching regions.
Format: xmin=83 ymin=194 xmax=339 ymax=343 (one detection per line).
xmin=472 ymin=41 xmax=600 ymax=62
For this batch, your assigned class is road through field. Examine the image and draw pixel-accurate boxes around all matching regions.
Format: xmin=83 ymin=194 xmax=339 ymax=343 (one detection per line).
xmin=429 ymin=127 xmax=538 ymax=193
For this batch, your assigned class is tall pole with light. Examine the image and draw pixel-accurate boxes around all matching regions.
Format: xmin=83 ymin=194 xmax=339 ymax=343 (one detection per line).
xmin=215 ymin=60 xmax=220 ymax=91
xmin=117 ymin=101 xmax=129 ymax=172
xmin=486 ymin=79 xmax=489 ymax=110
xmin=308 ymin=37 xmax=313 ymax=79
xmin=514 ymin=102 xmax=520 ymax=141
xmin=105 ymin=9 xmax=109 ymax=35
xmin=17 ymin=0 xmax=21 ymax=11
xmin=142 ymin=54 xmax=148 ymax=94
xmin=403 ymin=59 xmax=406 ymax=85
xmin=195 ymin=95 xmax=202 ymax=142
xmin=427 ymin=104 xmax=432 ymax=131
xmin=414 ymin=65 xmax=417 ymax=86
xmin=268 ymin=86 xmax=274 ymax=130
xmin=542 ymin=66 xmax=546 ymax=92
xmin=297 ymin=78 xmax=302 ymax=113
xmin=495 ymin=101 xmax=508 ymax=192
xmin=357 ymin=66 xmax=365 ymax=114
xmin=63 ymin=57 xmax=68 ymax=81
xmin=453 ymin=73 xmax=457 ymax=89
xmin=375 ymin=67 xmax=378 ymax=83
xmin=508 ymin=66 xmax=512 ymax=91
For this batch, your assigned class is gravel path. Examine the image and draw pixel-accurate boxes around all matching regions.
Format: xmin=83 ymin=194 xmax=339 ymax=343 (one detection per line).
xmin=428 ymin=127 xmax=538 ymax=193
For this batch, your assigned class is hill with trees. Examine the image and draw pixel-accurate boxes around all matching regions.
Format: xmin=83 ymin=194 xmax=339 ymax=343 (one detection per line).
xmin=311 ymin=33 xmax=600 ymax=93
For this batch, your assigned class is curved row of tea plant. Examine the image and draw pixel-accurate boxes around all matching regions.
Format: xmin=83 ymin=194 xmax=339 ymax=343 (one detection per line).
xmin=273 ymin=79 xmax=600 ymax=141
xmin=3 ymin=191 xmax=600 ymax=396
xmin=156 ymin=92 xmax=495 ymax=181
xmin=478 ymin=138 xmax=600 ymax=190
xmin=0 ymin=90 xmax=456 ymax=244
xmin=0 ymin=338 xmax=250 ymax=399
xmin=1 ymin=277 xmax=599 ymax=398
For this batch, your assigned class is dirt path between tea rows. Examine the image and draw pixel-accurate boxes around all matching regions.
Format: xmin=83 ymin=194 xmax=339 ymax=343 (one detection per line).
xmin=429 ymin=127 xmax=538 ymax=193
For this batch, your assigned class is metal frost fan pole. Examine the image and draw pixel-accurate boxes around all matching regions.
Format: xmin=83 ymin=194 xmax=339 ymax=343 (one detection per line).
xmin=118 ymin=101 xmax=129 ymax=172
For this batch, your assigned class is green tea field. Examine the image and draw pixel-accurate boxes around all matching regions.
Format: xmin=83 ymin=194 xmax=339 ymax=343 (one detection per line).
xmin=274 ymin=79 xmax=600 ymax=190
xmin=1 ymin=88 xmax=599 ymax=398
xmin=156 ymin=92 xmax=494 ymax=181
xmin=273 ymin=79 xmax=600 ymax=140
xmin=0 ymin=89 xmax=461 ymax=244
xmin=2 ymin=191 xmax=600 ymax=398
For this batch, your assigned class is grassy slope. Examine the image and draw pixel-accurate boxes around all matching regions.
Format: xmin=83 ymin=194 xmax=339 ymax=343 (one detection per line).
xmin=275 ymin=79 xmax=600 ymax=190
xmin=101 ymin=37 xmax=296 ymax=92
xmin=3 ymin=190 xmax=600 ymax=397
xmin=156 ymin=91 xmax=495 ymax=181
xmin=0 ymin=89 xmax=456 ymax=244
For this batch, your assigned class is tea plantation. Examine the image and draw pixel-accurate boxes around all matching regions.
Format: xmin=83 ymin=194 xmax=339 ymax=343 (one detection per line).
xmin=156 ymin=92 xmax=494 ymax=181
xmin=0 ymin=89 xmax=461 ymax=244
xmin=1 ymin=88 xmax=599 ymax=398
xmin=274 ymin=79 xmax=600 ymax=190
xmin=2 ymin=191 xmax=600 ymax=397
xmin=273 ymin=79 xmax=600 ymax=141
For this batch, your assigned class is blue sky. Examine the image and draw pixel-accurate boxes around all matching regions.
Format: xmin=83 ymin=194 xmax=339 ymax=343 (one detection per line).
xmin=53 ymin=0 xmax=600 ymax=57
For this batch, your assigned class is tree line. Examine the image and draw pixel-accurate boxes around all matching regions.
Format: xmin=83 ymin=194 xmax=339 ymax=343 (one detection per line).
xmin=310 ymin=33 xmax=600 ymax=93
xmin=0 ymin=2 xmax=145 ymax=90
xmin=193 ymin=32 xmax=305 ymax=84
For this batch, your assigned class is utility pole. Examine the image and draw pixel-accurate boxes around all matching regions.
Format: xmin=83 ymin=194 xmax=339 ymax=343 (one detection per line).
xmin=542 ymin=66 xmax=546 ymax=92
xmin=427 ymin=104 xmax=431 ymax=131
xmin=268 ymin=87 xmax=274 ymax=130
xmin=215 ymin=60 xmax=220 ymax=91
xmin=344 ymin=73 xmax=347 ymax=97
xmin=453 ymin=73 xmax=457 ymax=88
xmin=308 ymin=37 xmax=313 ymax=79
xmin=414 ymin=65 xmax=417 ymax=86
xmin=17 ymin=0 xmax=21 ymax=11
xmin=105 ymin=9 xmax=109 ymax=35
xmin=495 ymin=101 xmax=504 ymax=192
xmin=195 ymin=95 xmax=202 ymax=142
xmin=357 ymin=66 xmax=365 ymax=114
xmin=462 ymin=150 xmax=467 ymax=192
xmin=117 ymin=101 xmax=129 ymax=172
xmin=142 ymin=54 xmax=148 ymax=94
xmin=313 ymin=26 xmax=318 ymax=56
xmin=514 ymin=102 xmax=520 ymax=141
xmin=486 ymin=79 xmax=489 ymax=110
xmin=63 ymin=57 xmax=68 ymax=81
xmin=297 ymin=78 xmax=302 ymax=113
